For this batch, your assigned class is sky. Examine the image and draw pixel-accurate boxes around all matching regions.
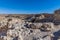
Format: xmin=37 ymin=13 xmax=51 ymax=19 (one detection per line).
xmin=0 ymin=0 xmax=60 ymax=14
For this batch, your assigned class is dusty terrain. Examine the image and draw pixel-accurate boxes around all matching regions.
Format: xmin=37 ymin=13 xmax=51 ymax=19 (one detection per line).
xmin=0 ymin=10 xmax=60 ymax=40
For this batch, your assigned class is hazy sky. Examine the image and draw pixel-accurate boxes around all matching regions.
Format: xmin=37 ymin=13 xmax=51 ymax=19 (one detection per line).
xmin=0 ymin=0 xmax=60 ymax=14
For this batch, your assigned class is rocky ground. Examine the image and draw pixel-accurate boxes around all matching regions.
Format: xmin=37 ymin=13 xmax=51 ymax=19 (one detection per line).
xmin=0 ymin=14 xmax=60 ymax=40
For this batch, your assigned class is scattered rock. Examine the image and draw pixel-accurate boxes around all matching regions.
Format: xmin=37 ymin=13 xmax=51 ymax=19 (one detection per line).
xmin=0 ymin=13 xmax=60 ymax=40
xmin=40 ymin=23 xmax=51 ymax=32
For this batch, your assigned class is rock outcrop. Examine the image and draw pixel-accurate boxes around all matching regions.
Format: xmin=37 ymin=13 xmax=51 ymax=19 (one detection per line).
xmin=0 ymin=9 xmax=60 ymax=40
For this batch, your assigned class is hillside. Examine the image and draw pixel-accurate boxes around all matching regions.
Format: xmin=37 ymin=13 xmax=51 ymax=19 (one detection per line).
xmin=0 ymin=10 xmax=60 ymax=40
